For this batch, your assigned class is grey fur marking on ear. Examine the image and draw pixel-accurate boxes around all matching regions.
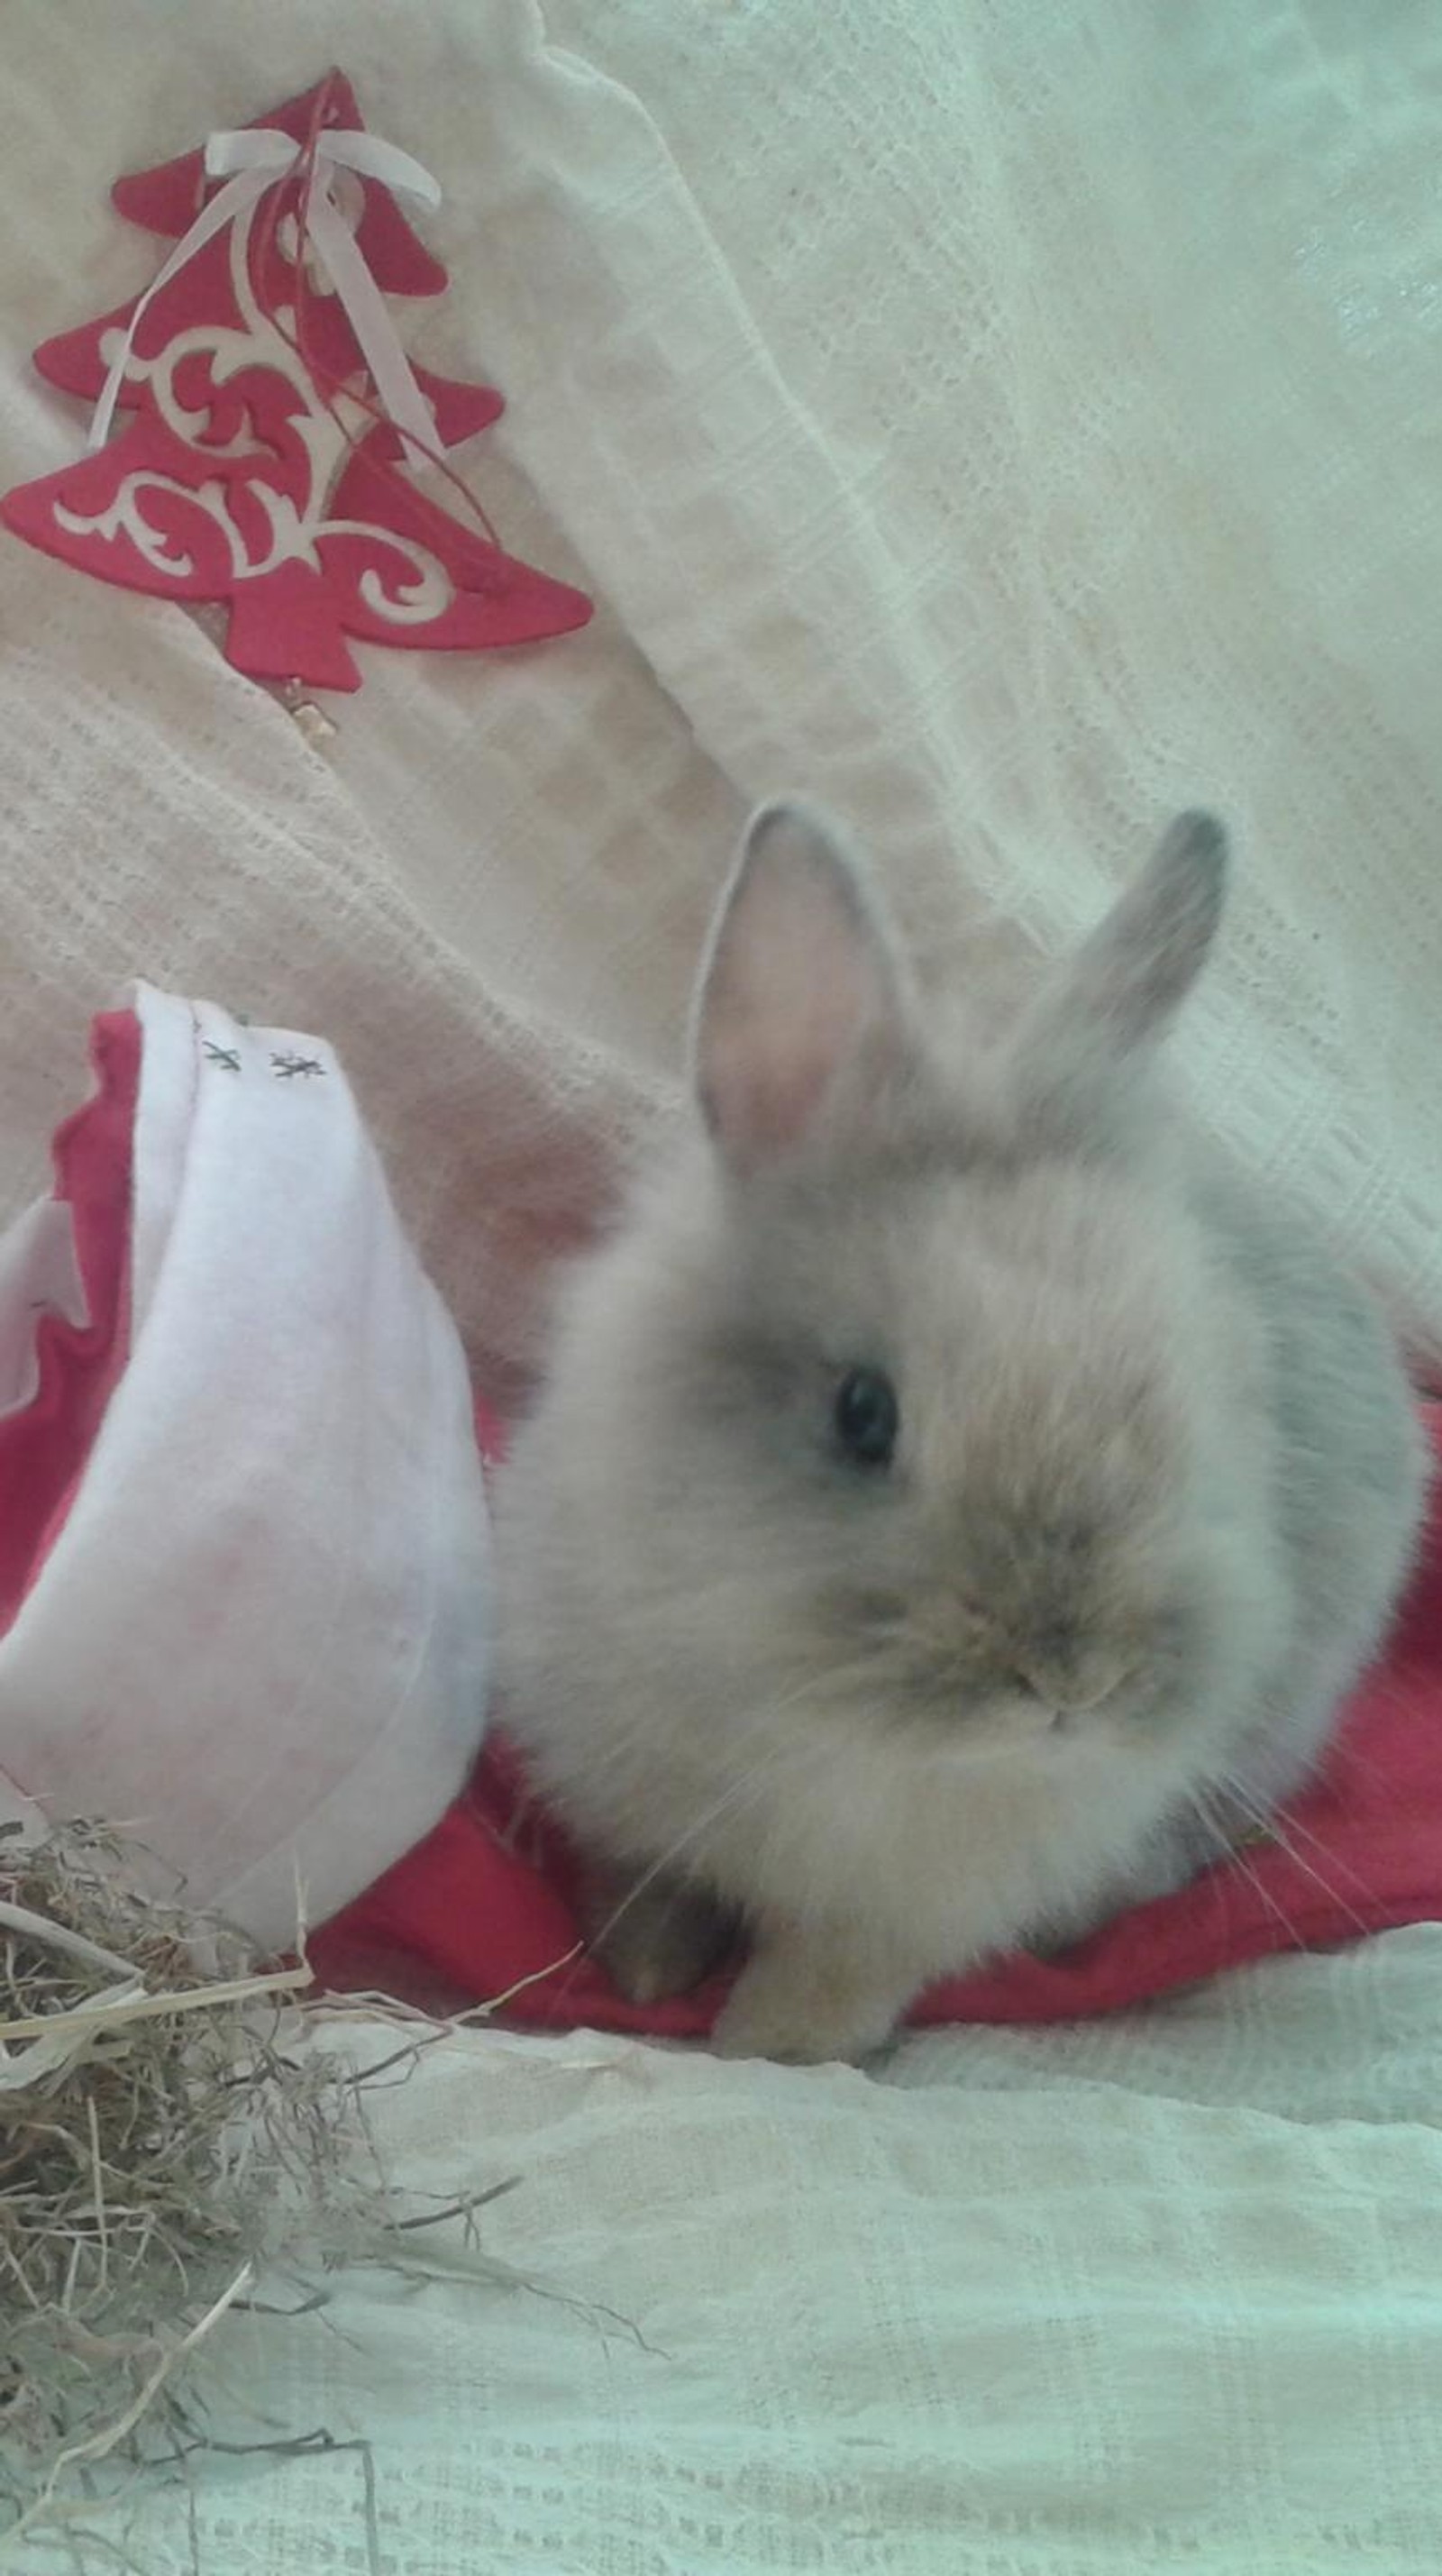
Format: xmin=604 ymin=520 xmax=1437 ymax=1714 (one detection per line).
xmin=1016 ymin=811 xmax=1230 ymax=1129
xmin=690 ymin=799 xmax=908 ymax=1171
xmin=1063 ymin=810 xmax=1228 ymax=1053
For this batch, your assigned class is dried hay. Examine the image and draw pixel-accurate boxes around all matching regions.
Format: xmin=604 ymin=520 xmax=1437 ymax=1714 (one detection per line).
xmin=0 ymin=1818 xmax=521 ymax=2563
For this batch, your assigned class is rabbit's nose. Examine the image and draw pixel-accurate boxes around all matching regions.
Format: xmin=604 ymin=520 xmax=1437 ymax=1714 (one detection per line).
xmin=1017 ymin=1648 xmax=1136 ymax=1716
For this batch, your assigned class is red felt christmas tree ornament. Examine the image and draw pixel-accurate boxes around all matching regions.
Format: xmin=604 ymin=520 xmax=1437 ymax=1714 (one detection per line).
xmin=1 ymin=69 xmax=592 ymax=694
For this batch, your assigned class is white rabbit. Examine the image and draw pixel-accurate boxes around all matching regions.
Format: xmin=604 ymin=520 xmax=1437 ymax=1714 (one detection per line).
xmin=494 ymin=803 xmax=1428 ymax=2063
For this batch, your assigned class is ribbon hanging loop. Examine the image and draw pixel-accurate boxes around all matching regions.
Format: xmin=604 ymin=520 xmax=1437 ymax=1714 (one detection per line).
xmin=88 ymin=124 xmax=445 ymax=470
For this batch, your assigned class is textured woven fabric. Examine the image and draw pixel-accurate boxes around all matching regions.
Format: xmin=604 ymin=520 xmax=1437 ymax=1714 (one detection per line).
xmin=53 ymin=1943 xmax=1442 ymax=2575
xmin=2 ymin=0 xmax=1441 ymax=1397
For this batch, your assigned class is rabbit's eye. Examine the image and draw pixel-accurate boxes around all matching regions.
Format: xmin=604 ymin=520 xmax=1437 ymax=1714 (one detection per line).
xmin=833 ymin=1366 xmax=899 ymax=1468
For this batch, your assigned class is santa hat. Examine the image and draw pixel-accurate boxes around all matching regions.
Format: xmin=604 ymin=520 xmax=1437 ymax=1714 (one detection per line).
xmin=0 ymin=986 xmax=490 ymax=1948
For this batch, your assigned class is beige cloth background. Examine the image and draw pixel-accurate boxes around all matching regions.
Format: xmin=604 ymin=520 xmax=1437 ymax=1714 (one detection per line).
xmin=4 ymin=6 xmax=1442 ymax=2570
xmin=3 ymin=0 xmax=1440 ymax=1402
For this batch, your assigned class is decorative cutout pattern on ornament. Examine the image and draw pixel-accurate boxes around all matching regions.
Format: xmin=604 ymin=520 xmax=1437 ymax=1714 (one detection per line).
xmin=0 ymin=71 xmax=592 ymax=693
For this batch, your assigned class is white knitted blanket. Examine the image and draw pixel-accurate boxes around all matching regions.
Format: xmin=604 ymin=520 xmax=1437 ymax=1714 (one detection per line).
xmin=3 ymin=5 xmax=1441 ymax=2568
xmin=43 ymin=1939 xmax=1442 ymax=2575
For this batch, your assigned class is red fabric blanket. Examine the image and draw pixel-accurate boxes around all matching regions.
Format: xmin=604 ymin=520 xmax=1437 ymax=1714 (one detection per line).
xmin=312 ymin=1401 xmax=1442 ymax=2033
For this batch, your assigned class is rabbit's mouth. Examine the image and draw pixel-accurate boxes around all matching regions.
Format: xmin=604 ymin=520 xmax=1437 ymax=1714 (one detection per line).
xmin=824 ymin=1588 xmax=1156 ymax=1748
xmin=1012 ymin=1649 xmax=1145 ymax=1722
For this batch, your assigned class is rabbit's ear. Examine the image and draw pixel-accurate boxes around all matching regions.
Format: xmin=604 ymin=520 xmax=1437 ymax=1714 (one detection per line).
xmin=692 ymin=801 xmax=910 ymax=1172
xmin=1017 ymin=812 xmax=1228 ymax=1131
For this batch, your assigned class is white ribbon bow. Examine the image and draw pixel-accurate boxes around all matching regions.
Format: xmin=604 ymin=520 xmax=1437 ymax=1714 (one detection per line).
xmin=89 ymin=125 xmax=443 ymax=467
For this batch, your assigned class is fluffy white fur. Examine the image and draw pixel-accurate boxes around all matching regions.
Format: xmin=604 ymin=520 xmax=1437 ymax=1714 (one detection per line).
xmin=495 ymin=803 xmax=1428 ymax=2063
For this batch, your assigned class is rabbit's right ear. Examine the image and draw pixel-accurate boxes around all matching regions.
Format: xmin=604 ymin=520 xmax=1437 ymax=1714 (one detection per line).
xmin=692 ymin=801 xmax=910 ymax=1174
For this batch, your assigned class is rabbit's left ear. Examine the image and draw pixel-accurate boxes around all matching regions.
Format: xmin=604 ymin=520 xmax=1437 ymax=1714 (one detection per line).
xmin=691 ymin=800 xmax=911 ymax=1174
xmin=1014 ymin=811 xmax=1228 ymax=1131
